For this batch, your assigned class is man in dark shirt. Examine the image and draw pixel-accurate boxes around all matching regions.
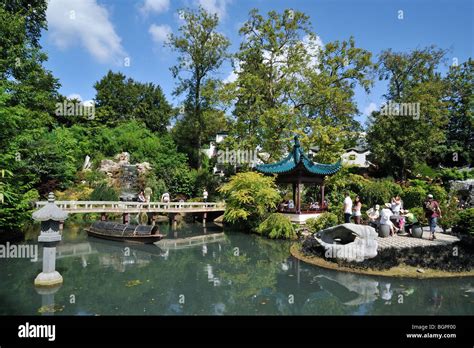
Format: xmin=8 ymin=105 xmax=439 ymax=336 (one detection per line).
xmin=424 ymin=194 xmax=442 ymax=240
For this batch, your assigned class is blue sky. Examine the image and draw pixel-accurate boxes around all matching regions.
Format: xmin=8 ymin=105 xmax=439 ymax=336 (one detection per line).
xmin=41 ymin=0 xmax=473 ymax=127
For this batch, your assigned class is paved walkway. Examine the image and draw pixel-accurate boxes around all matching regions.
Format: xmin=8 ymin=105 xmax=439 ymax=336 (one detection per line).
xmin=377 ymin=227 xmax=459 ymax=250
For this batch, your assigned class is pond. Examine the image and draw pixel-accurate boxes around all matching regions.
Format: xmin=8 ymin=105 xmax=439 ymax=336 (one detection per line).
xmin=0 ymin=222 xmax=473 ymax=315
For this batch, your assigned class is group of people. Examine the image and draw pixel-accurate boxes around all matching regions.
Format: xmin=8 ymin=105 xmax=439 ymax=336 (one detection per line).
xmin=137 ymin=189 xmax=209 ymax=204
xmin=343 ymin=192 xmax=442 ymax=240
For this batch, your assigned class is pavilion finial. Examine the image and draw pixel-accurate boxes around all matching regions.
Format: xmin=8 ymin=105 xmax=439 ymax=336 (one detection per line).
xmin=294 ymin=135 xmax=300 ymax=148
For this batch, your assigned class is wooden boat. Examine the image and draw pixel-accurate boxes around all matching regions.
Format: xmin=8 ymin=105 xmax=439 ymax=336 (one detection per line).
xmin=85 ymin=221 xmax=165 ymax=244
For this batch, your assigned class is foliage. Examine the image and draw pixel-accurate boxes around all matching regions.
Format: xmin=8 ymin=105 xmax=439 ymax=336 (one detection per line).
xmin=168 ymin=6 xmax=230 ymax=168
xmin=93 ymin=70 xmax=173 ymax=132
xmin=256 ymin=213 xmax=296 ymax=239
xmin=366 ymin=46 xmax=449 ymax=179
xmin=224 ymin=8 xmax=374 ymax=162
xmin=401 ymin=180 xmax=447 ymax=209
xmin=452 ymin=208 xmax=474 ymax=236
xmin=89 ymin=183 xmax=119 ymax=201
xmin=438 ymin=197 xmax=460 ymax=231
xmin=409 ymin=207 xmax=427 ymax=226
xmin=219 ymin=172 xmax=280 ymax=229
xmin=359 ymin=178 xmax=402 ymax=209
xmin=55 ymin=186 xmax=93 ymax=201
xmin=168 ymin=168 xmax=197 ymax=198
xmin=443 ymin=59 xmax=473 ymax=166
xmin=306 ymin=212 xmax=339 ymax=233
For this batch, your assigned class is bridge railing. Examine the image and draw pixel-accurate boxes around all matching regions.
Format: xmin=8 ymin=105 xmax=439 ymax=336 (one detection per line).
xmin=34 ymin=200 xmax=225 ymax=211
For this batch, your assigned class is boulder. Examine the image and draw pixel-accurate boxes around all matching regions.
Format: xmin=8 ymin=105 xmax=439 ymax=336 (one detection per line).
xmin=314 ymin=223 xmax=378 ymax=262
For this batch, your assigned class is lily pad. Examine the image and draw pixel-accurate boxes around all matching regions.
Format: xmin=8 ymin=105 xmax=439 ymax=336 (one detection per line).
xmin=125 ymin=279 xmax=142 ymax=287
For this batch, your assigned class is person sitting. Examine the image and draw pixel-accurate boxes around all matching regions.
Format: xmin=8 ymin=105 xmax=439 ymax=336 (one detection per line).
xmin=309 ymin=201 xmax=320 ymax=210
xmin=137 ymin=191 xmax=146 ymax=203
xmin=402 ymin=209 xmax=418 ymax=235
xmin=391 ymin=196 xmax=402 ymax=215
xmin=366 ymin=204 xmax=380 ymax=221
xmin=288 ymin=200 xmax=295 ymax=210
xmin=161 ymin=192 xmax=170 ymax=204
xmin=380 ymin=204 xmax=397 ymax=236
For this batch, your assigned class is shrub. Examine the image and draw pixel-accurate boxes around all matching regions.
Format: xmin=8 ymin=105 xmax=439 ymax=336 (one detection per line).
xmin=219 ymin=172 xmax=280 ymax=229
xmin=256 ymin=213 xmax=296 ymax=239
xmin=402 ymin=186 xmax=427 ymax=209
xmin=89 ymin=183 xmax=119 ymax=201
xmin=409 ymin=207 xmax=427 ymax=225
xmin=306 ymin=212 xmax=339 ymax=233
xmin=438 ymin=196 xmax=460 ymax=232
xmin=402 ymin=183 xmax=447 ymax=209
xmin=359 ymin=179 xmax=402 ymax=208
xmin=452 ymin=208 xmax=474 ymax=236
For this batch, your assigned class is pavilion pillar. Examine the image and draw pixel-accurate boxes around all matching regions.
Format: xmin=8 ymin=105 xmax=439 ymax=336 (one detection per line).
xmin=296 ymin=178 xmax=301 ymax=214
xmin=321 ymin=183 xmax=325 ymax=210
xmin=292 ymin=183 xmax=296 ymax=208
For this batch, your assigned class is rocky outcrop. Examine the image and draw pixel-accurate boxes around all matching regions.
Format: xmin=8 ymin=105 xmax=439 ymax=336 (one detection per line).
xmin=314 ymin=223 xmax=378 ymax=262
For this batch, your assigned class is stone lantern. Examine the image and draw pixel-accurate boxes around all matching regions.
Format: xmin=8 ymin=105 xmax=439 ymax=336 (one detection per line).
xmin=32 ymin=192 xmax=68 ymax=287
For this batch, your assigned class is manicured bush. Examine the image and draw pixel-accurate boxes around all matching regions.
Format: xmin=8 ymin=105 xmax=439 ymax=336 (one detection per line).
xmin=306 ymin=212 xmax=339 ymax=233
xmin=452 ymin=208 xmax=474 ymax=236
xmin=256 ymin=213 xmax=296 ymax=239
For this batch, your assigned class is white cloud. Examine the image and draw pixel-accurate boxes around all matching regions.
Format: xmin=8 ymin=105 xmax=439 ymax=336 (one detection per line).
xmin=139 ymin=0 xmax=170 ymax=15
xmin=46 ymin=0 xmax=126 ymax=65
xmin=198 ymin=0 xmax=231 ymax=20
xmin=67 ymin=93 xmax=82 ymax=101
xmin=303 ymin=35 xmax=323 ymax=67
xmin=223 ymin=60 xmax=240 ymax=84
xmin=66 ymin=94 xmax=94 ymax=106
xmin=149 ymin=24 xmax=172 ymax=43
xmin=363 ymin=102 xmax=378 ymax=116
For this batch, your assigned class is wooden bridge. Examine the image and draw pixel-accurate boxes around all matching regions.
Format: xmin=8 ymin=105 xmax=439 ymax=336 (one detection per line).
xmin=34 ymin=200 xmax=225 ymax=226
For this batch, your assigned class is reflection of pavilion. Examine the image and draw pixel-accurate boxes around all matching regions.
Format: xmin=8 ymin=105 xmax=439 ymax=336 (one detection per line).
xmin=256 ymin=136 xmax=341 ymax=224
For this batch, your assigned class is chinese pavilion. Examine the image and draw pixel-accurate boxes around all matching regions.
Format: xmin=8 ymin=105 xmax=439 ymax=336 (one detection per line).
xmin=255 ymin=136 xmax=341 ymax=220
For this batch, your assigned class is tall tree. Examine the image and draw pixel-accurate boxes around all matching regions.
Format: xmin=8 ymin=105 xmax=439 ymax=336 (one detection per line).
xmin=94 ymin=70 xmax=172 ymax=132
xmin=225 ymin=9 xmax=374 ymax=162
xmin=366 ymin=46 xmax=449 ymax=179
xmin=443 ymin=58 xmax=474 ymax=166
xmin=168 ymin=7 xmax=230 ymax=168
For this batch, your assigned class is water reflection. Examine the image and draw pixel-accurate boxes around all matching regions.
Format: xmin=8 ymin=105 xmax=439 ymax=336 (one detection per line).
xmin=0 ymin=222 xmax=473 ymax=315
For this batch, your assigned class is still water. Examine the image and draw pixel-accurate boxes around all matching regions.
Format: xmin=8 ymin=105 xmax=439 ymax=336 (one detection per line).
xmin=1 ymin=222 xmax=473 ymax=315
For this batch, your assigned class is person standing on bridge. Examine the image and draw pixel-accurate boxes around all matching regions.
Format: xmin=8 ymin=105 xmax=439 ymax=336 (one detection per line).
xmin=203 ymin=188 xmax=208 ymax=203
xmin=161 ymin=192 xmax=170 ymax=205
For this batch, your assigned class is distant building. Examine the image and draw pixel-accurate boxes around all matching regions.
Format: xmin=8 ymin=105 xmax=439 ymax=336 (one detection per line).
xmin=202 ymin=131 xmax=228 ymax=159
xmin=341 ymin=133 xmax=372 ymax=168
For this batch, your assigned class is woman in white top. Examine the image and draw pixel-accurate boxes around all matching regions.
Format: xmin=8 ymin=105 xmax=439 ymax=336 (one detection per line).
xmin=353 ymin=196 xmax=362 ymax=224
xmin=391 ymin=196 xmax=402 ymax=215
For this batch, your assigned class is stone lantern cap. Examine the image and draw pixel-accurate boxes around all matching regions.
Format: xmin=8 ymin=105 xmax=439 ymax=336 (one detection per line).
xmin=32 ymin=192 xmax=68 ymax=222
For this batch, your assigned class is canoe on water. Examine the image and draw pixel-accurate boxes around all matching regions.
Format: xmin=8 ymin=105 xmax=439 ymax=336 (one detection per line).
xmin=85 ymin=221 xmax=165 ymax=244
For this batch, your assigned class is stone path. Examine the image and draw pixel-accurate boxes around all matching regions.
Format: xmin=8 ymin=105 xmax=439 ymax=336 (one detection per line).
xmin=377 ymin=227 xmax=459 ymax=250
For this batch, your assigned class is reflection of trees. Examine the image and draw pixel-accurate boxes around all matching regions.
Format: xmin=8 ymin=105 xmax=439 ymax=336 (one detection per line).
xmin=2 ymin=223 xmax=474 ymax=315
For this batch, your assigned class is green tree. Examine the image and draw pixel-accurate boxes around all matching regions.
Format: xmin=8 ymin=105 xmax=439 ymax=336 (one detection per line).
xmin=93 ymin=70 xmax=172 ymax=132
xmin=366 ymin=46 xmax=449 ymax=179
xmin=443 ymin=59 xmax=474 ymax=166
xmin=168 ymin=7 xmax=230 ymax=168
xmin=225 ymin=9 xmax=374 ymax=162
xmin=219 ymin=172 xmax=280 ymax=229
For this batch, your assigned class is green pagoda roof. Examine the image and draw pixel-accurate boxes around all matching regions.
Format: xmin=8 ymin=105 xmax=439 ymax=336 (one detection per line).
xmin=255 ymin=136 xmax=342 ymax=176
